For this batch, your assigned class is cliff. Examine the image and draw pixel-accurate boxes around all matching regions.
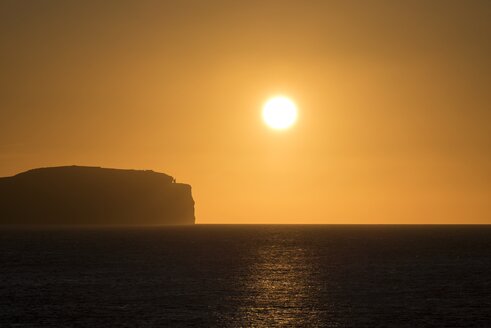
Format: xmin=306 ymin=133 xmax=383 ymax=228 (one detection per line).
xmin=0 ymin=166 xmax=195 ymax=225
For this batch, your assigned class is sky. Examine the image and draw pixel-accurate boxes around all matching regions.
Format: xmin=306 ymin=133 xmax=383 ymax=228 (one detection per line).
xmin=1 ymin=0 xmax=490 ymax=224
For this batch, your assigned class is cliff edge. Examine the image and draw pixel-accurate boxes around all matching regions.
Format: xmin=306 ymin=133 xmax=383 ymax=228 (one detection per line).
xmin=0 ymin=166 xmax=195 ymax=225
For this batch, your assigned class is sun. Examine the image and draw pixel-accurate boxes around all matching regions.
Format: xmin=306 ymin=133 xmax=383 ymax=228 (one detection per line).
xmin=262 ymin=96 xmax=298 ymax=130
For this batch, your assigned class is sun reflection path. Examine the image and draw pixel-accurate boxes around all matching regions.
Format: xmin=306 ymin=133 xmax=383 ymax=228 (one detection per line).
xmin=236 ymin=241 xmax=324 ymax=327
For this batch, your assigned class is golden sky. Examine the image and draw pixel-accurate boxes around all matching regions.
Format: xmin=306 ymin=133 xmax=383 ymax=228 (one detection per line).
xmin=1 ymin=0 xmax=490 ymax=223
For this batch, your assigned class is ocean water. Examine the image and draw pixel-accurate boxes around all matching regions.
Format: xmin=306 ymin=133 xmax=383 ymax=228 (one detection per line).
xmin=0 ymin=225 xmax=490 ymax=327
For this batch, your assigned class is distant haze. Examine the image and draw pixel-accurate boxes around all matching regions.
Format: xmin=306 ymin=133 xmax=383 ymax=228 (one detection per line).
xmin=1 ymin=0 xmax=490 ymax=223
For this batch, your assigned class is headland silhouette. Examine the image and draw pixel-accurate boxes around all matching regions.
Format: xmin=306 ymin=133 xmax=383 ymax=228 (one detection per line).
xmin=0 ymin=166 xmax=195 ymax=225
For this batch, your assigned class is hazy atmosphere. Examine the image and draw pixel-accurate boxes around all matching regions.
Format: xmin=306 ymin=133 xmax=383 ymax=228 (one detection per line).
xmin=1 ymin=0 xmax=490 ymax=223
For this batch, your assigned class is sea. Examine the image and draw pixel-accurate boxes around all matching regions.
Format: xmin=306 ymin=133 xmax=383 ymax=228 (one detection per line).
xmin=0 ymin=225 xmax=490 ymax=327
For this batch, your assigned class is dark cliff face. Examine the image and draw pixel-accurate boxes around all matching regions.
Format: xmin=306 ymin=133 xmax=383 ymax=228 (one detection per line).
xmin=0 ymin=166 xmax=195 ymax=225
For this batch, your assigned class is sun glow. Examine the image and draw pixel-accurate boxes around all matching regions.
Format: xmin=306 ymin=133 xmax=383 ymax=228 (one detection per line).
xmin=262 ymin=96 xmax=298 ymax=130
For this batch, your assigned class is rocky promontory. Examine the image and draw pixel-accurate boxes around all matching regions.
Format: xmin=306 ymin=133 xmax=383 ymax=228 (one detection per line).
xmin=0 ymin=166 xmax=195 ymax=225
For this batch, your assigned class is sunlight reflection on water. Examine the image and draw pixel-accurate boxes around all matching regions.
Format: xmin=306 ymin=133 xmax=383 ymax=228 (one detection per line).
xmin=232 ymin=236 xmax=329 ymax=327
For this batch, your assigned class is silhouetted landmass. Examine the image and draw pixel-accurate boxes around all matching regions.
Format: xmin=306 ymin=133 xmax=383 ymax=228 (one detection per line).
xmin=0 ymin=166 xmax=195 ymax=225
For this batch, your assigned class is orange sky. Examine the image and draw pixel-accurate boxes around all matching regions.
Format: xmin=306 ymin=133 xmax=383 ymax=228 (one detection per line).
xmin=1 ymin=0 xmax=490 ymax=223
